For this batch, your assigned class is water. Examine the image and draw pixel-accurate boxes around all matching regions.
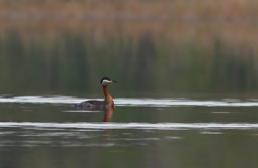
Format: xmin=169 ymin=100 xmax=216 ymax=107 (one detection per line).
xmin=1 ymin=96 xmax=258 ymax=168
xmin=1 ymin=1 xmax=258 ymax=167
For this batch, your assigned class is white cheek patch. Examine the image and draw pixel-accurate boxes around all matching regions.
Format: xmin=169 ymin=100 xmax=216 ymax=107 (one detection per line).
xmin=102 ymin=79 xmax=112 ymax=85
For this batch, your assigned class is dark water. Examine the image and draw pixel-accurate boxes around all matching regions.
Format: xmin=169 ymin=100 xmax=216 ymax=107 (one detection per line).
xmin=1 ymin=3 xmax=258 ymax=167
xmin=1 ymin=33 xmax=258 ymax=167
xmin=0 ymin=97 xmax=258 ymax=168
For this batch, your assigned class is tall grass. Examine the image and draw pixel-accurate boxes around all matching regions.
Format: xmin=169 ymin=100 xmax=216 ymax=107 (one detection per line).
xmin=0 ymin=0 xmax=258 ymax=94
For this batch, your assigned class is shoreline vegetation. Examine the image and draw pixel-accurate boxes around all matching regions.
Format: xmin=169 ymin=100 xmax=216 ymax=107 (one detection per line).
xmin=0 ymin=0 xmax=257 ymax=50
xmin=0 ymin=0 xmax=257 ymax=27
xmin=0 ymin=0 xmax=258 ymax=95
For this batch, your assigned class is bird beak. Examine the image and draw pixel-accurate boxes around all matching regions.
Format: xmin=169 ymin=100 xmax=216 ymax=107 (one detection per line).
xmin=112 ymin=80 xmax=117 ymax=83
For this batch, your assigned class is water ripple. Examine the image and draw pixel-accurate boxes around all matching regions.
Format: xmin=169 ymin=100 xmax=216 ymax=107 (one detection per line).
xmin=0 ymin=122 xmax=258 ymax=130
xmin=0 ymin=95 xmax=258 ymax=107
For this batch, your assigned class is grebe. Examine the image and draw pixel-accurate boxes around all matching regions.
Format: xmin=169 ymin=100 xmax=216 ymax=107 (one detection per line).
xmin=77 ymin=77 xmax=116 ymax=113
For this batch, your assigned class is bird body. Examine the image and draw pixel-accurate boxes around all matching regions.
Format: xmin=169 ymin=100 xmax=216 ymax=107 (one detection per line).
xmin=76 ymin=100 xmax=106 ymax=111
xmin=76 ymin=77 xmax=116 ymax=121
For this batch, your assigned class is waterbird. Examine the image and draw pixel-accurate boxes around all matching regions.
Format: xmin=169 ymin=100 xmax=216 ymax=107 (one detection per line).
xmin=76 ymin=77 xmax=116 ymax=122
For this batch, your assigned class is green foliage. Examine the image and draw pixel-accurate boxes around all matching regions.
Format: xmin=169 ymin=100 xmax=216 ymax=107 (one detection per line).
xmin=0 ymin=29 xmax=257 ymax=96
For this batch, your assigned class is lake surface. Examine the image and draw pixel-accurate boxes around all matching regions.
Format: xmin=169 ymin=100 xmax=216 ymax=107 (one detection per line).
xmin=1 ymin=1 xmax=258 ymax=167
xmin=1 ymin=96 xmax=258 ymax=168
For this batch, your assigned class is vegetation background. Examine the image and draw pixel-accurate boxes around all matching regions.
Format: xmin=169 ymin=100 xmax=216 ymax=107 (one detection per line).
xmin=0 ymin=0 xmax=257 ymax=98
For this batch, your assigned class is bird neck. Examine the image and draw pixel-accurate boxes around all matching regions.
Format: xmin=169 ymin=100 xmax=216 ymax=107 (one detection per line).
xmin=102 ymin=85 xmax=114 ymax=122
xmin=102 ymin=85 xmax=113 ymax=102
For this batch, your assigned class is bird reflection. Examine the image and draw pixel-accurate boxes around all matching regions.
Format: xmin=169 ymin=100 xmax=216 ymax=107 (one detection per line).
xmin=103 ymin=105 xmax=114 ymax=122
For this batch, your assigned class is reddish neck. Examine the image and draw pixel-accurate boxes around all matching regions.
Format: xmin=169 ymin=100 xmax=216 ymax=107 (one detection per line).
xmin=102 ymin=85 xmax=114 ymax=122
xmin=102 ymin=85 xmax=112 ymax=101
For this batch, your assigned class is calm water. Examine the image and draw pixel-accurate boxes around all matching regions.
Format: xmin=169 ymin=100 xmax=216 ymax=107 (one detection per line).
xmin=1 ymin=1 xmax=258 ymax=167
xmin=0 ymin=96 xmax=258 ymax=168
